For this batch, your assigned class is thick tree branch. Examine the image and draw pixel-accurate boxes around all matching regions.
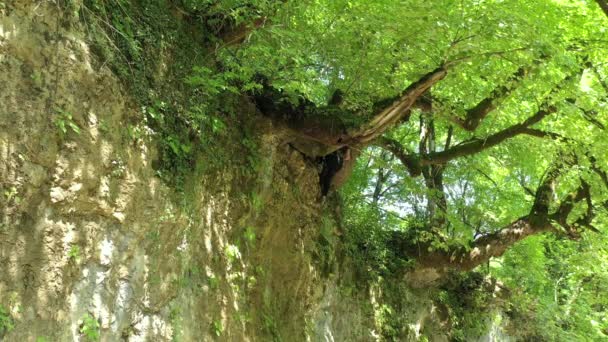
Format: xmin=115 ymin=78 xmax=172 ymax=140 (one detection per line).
xmin=452 ymin=216 xmax=553 ymax=271
xmin=375 ymin=137 xmax=422 ymax=176
xmin=254 ymin=66 xmax=448 ymax=156
xmin=455 ymin=67 xmax=527 ymax=131
xmin=328 ymin=147 xmax=360 ymax=191
xmin=531 ymin=162 xmax=563 ymax=217
xmin=520 ymin=128 xmax=564 ymax=140
xmin=551 ymin=182 xmax=588 ymax=226
xmin=376 ymin=109 xmax=557 ymax=178
xmin=348 ymin=66 xmax=448 ymax=144
xmin=422 ymin=107 xmax=556 ymax=165
xmin=404 ymin=214 xmax=554 ymax=285
xmin=418 ymin=116 xmax=448 ymax=226
xmin=444 ymin=125 xmax=454 ymax=150
xmin=407 ymin=161 xmax=596 ymax=279
xmin=439 ymin=163 xmax=570 ymax=271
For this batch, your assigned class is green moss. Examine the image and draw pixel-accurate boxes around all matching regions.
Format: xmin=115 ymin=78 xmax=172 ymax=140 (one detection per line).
xmin=0 ymin=305 xmax=14 ymax=337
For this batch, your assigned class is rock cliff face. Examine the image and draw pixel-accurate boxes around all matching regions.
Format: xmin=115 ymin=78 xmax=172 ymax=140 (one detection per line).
xmin=0 ymin=2 xmax=462 ymax=341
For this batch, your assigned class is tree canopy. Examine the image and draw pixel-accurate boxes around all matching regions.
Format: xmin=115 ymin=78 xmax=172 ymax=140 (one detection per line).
xmin=185 ymin=0 xmax=608 ymax=338
xmin=200 ymin=0 xmax=608 ymax=268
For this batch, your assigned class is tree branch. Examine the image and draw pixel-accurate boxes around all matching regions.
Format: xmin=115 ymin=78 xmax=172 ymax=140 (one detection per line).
xmin=596 ymin=0 xmax=608 ymax=18
xmin=520 ymin=128 xmax=565 ymax=140
xmin=348 ymin=66 xmax=448 ymax=144
xmin=375 ymin=137 xmax=422 ymax=176
xmin=590 ymin=157 xmax=608 ymax=189
xmin=219 ymin=17 xmax=267 ymax=47
xmin=254 ymin=66 xmax=448 ymax=156
xmin=376 ymin=109 xmax=559 ymax=179
xmin=455 ymin=67 xmax=527 ymax=131
xmin=421 ymin=107 xmax=556 ymax=165
xmin=565 ymin=98 xmax=606 ymax=130
xmin=406 ymin=161 xmax=598 ymax=279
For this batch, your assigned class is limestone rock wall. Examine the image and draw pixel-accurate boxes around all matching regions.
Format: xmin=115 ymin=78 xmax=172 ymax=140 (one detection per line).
xmin=0 ymin=3 xmax=326 ymax=341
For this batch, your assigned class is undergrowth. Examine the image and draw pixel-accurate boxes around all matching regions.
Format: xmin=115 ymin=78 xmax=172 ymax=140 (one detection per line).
xmin=79 ymin=0 xmax=249 ymax=190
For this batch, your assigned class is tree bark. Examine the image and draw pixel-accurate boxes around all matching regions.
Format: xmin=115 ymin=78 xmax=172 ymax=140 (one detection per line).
xmin=454 ymin=67 xmax=527 ymax=131
xmin=219 ymin=17 xmax=267 ymax=47
xmin=375 ymin=137 xmax=422 ymax=176
xmin=413 ymin=215 xmax=554 ymax=272
xmin=378 ymin=107 xmax=556 ymax=174
xmin=253 ymin=66 xmax=447 ymax=156
xmin=419 ymin=115 xmax=448 ymax=227
xmin=347 ymin=67 xmax=448 ymax=144
xmin=422 ymin=106 xmax=555 ymax=164
xmin=405 ymin=161 xmax=596 ymax=284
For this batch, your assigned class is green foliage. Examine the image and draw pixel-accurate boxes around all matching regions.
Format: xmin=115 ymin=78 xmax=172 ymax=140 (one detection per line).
xmin=3 ymin=186 xmax=20 ymax=205
xmin=243 ymin=226 xmax=256 ymax=247
xmin=30 ymin=70 xmax=43 ymax=89
xmin=0 ymin=305 xmax=14 ymax=336
xmin=373 ymin=304 xmax=399 ymax=338
xmin=224 ymin=244 xmax=241 ymax=264
xmin=67 ymin=245 xmax=81 ymax=262
xmin=211 ymin=319 xmax=223 ymax=337
xmin=54 ymin=108 xmax=80 ymax=137
xmin=314 ymin=214 xmax=339 ymax=276
xmin=436 ymin=272 xmax=495 ymax=341
xmin=493 ymin=234 xmax=608 ymax=341
xmin=261 ymin=312 xmax=281 ymax=342
xmin=169 ymin=306 xmax=183 ymax=342
xmin=82 ymin=0 xmax=238 ymax=190
xmin=98 ymin=119 xmax=110 ymax=134
xmin=241 ymin=136 xmax=261 ymax=173
xmin=340 ymin=174 xmax=413 ymax=280
xmin=250 ymin=191 xmax=263 ymax=213
xmin=109 ymin=158 xmax=126 ymax=178
xmin=79 ymin=314 xmax=100 ymax=341
xmin=181 ymin=0 xmax=276 ymax=20
xmin=186 ymin=66 xmax=238 ymax=96
xmin=207 ymin=274 xmax=219 ymax=290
